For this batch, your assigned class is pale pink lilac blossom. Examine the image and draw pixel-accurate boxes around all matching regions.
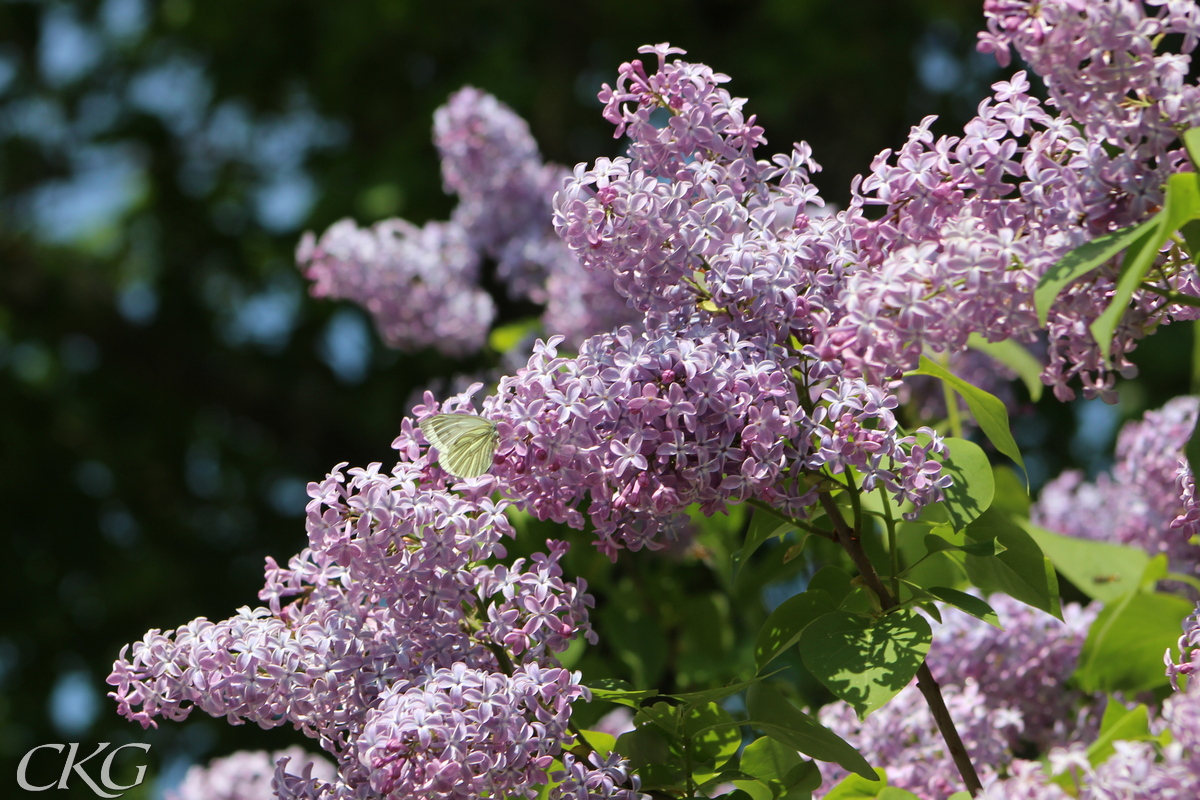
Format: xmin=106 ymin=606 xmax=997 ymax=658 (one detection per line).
xmin=978 ymin=674 xmax=1200 ymax=799
xmin=413 ymin=331 xmax=950 ymax=558
xmin=167 ymin=747 xmax=335 ymax=800
xmin=1032 ymin=396 xmax=1200 ymax=576
xmin=298 ymin=88 xmax=636 ymax=356
xmin=107 ymin=440 xmax=638 ymax=800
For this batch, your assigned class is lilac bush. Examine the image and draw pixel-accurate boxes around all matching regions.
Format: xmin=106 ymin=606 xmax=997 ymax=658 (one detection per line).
xmin=108 ymin=1 xmax=1200 ymax=798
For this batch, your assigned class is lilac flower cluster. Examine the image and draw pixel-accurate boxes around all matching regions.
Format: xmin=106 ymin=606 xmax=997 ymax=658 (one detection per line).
xmin=553 ymin=44 xmax=826 ymax=346
xmin=297 ymin=218 xmax=493 ymax=356
xmin=827 ymin=0 xmax=1200 ymax=401
xmin=1168 ymin=602 xmax=1200 ymax=689
xmin=406 ymin=330 xmax=948 ymax=557
xmin=298 ymin=88 xmax=635 ymax=356
xmin=819 ymin=680 xmax=1021 ymax=798
xmin=816 ymin=597 xmax=1097 ymax=798
xmin=167 ymin=748 xmax=335 ymax=800
xmin=107 ymin=449 xmax=637 ymax=800
xmin=978 ymin=636 xmax=1200 ymax=800
xmin=923 ymin=597 xmax=1100 ymax=753
xmin=1033 ymin=396 xmax=1200 ymax=576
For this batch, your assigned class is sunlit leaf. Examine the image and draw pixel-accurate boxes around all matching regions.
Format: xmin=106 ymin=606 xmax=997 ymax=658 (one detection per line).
xmin=1034 ymin=216 xmax=1160 ymax=326
xmin=1076 ymin=590 xmax=1193 ymax=693
xmin=913 ymin=356 xmax=1026 ymax=479
xmin=966 ymin=333 xmax=1043 ymax=402
xmin=799 ymin=609 xmax=932 ymax=719
xmin=963 ymin=508 xmax=1061 ymax=619
xmin=746 ymin=684 xmax=877 ymax=780
xmin=1022 ymin=522 xmax=1149 ymax=604
xmin=754 ymin=589 xmax=836 ymax=671
xmin=929 ymin=438 xmax=994 ymax=531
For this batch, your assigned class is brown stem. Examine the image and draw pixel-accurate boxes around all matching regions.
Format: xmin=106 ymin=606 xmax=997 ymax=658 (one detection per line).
xmin=818 ymin=491 xmax=984 ymax=797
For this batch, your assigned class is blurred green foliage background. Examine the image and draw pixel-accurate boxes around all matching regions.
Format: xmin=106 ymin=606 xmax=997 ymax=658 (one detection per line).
xmin=2 ymin=1 xmax=1189 ymax=797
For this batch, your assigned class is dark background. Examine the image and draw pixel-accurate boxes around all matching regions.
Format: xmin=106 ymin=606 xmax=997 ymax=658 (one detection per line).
xmin=2 ymin=1 xmax=1186 ymax=797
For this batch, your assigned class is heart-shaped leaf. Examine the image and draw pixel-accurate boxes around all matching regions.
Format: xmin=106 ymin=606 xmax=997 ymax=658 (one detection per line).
xmin=799 ymin=609 xmax=932 ymax=719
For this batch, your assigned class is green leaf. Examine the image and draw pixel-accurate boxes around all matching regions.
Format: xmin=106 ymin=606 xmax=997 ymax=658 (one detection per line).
xmin=799 ymin=609 xmax=932 ymax=719
xmin=737 ymin=506 xmax=796 ymax=580
xmin=1184 ymin=127 xmax=1200 ymax=170
xmin=925 ymin=586 xmax=1001 ymax=627
xmin=989 ymin=465 xmax=1031 ymax=518
xmin=635 ymin=702 xmax=681 ymax=736
xmin=1139 ymin=553 xmax=1170 ymax=588
xmin=878 ymin=789 xmax=923 ymax=800
xmin=728 ymin=781 xmax=773 ymax=800
xmin=930 ymin=438 xmax=995 ymax=531
xmin=1034 ymin=216 xmax=1160 ymax=326
xmin=1166 ymin=171 xmax=1200 ymax=231
xmin=947 ymin=794 xmax=973 ymax=800
xmin=683 ymin=702 xmax=742 ymax=771
xmin=897 ymin=522 xmax=968 ymax=591
xmin=1187 ymin=406 xmax=1200 ymax=498
xmin=963 ymin=508 xmax=1061 ymax=619
xmin=780 ymin=761 xmax=822 ymax=800
xmin=755 ymin=590 xmax=837 ymax=671
xmin=746 ymin=683 xmax=878 ymax=780
xmin=913 ymin=356 xmax=1026 ymax=479
xmin=738 ymin=739 xmax=822 ymax=800
xmin=808 ymin=566 xmax=854 ymax=604
xmin=1022 ymin=522 xmax=1150 ymax=604
xmin=1075 ymin=590 xmax=1194 ymax=693
xmin=574 ymin=730 xmax=617 ymax=755
xmin=1090 ymin=172 xmax=1200 ymax=361
xmin=1183 ymin=219 xmax=1200 ymax=259
xmin=615 ymin=725 xmax=676 ymax=785
xmin=966 ymin=333 xmax=1044 ymax=402
xmin=1089 ymin=212 xmax=1168 ymax=363
xmin=821 ymin=772 xmax=888 ymax=799
xmin=923 ymin=531 xmax=1006 ymax=558
xmin=740 ymin=736 xmax=805 ymax=785
xmin=587 ymin=679 xmax=659 ymax=707
xmin=488 ymin=317 xmax=541 ymax=354
xmin=670 ymin=673 xmax=775 ymax=707
xmin=1088 ymin=699 xmax=1159 ymax=765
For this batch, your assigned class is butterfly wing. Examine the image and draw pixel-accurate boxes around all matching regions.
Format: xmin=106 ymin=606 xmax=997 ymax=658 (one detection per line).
xmin=419 ymin=413 xmax=498 ymax=479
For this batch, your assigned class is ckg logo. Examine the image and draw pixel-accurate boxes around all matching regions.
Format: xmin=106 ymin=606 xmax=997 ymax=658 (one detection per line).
xmin=16 ymin=743 xmax=150 ymax=798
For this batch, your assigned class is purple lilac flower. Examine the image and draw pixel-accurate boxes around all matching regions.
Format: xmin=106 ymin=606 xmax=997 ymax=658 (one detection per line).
xmin=296 ymin=218 xmax=494 ymax=356
xmin=924 ymin=596 xmax=1100 ymax=753
xmin=402 ymin=332 xmax=948 ymax=557
xmin=167 ymin=748 xmax=335 ymax=800
xmin=553 ymin=10 xmax=1200 ymax=408
xmin=435 ymin=88 xmax=638 ymax=343
xmin=108 ymin=444 xmax=615 ymax=800
xmin=816 ymin=598 xmax=1097 ymax=798
xmin=1168 ymin=602 xmax=1200 ymax=690
xmin=979 ymin=672 xmax=1200 ymax=799
xmin=436 ymin=87 xmax=568 ymax=304
xmin=299 ymin=88 xmax=636 ymax=357
xmin=1032 ymin=396 xmax=1200 ymax=576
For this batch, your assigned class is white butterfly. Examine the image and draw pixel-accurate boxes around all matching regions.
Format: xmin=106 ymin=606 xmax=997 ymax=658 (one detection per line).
xmin=418 ymin=413 xmax=499 ymax=479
